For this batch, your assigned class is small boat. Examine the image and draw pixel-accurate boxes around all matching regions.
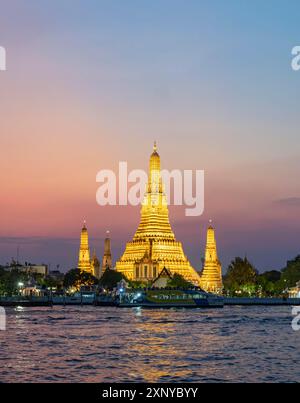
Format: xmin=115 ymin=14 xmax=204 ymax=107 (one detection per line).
xmin=117 ymin=288 xmax=224 ymax=308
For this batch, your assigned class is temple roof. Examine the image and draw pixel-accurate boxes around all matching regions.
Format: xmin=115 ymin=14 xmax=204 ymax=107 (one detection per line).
xmin=153 ymin=266 xmax=173 ymax=281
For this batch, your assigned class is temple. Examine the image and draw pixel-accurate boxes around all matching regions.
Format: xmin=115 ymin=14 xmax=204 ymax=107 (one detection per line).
xmin=116 ymin=143 xmax=201 ymax=284
xmin=199 ymin=222 xmax=223 ymax=293
xmin=77 ymin=145 xmax=224 ymax=293
xmin=78 ymin=222 xmax=100 ymax=278
xmin=78 ymin=221 xmax=93 ymax=274
xmin=102 ymin=231 xmax=112 ymax=274
xmin=91 ymin=250 xmax=100 ymax=279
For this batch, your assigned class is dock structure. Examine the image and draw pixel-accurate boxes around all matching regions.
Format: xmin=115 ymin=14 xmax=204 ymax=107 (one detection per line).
xmin=224 ymin=297 xmax=300 ymax=306
xmin=1 ymin=295 xmax=300 ymax=307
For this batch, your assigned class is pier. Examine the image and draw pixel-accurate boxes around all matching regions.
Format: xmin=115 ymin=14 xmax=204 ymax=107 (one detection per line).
xmin=1 ymin=295 xmax=300 ymax=307
xmin=224 ymin=297 xmax=300 ymax=306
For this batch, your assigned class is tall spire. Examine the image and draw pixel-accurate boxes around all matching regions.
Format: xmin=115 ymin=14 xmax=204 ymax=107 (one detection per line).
xmin=148 ymin=141 xmax=162 ymax=195
xmin=102 ymin=231 xmax=112 ymax=272
xmin=135 ymin=142 xmax=173 ymax=238
xmin=78 ymin=222 xmax=92 ymax=274
xmin=91 ymin=248 xmax=100 ymax=279
xmin=200 ymin=222 xmax=223 ymax=294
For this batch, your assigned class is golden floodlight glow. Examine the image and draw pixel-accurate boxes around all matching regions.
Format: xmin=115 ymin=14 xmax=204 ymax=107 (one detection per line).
xmin=116 ymin=143 xmax=201 ymax=285
xmin=199 ymin=224 xmax=223 ymax=293
xmin=78 ymin=221 xmax=93 ymax=275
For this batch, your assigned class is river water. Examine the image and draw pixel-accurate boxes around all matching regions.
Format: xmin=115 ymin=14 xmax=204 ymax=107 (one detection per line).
xmin=0 ymin=305 xmax=299 ymax=383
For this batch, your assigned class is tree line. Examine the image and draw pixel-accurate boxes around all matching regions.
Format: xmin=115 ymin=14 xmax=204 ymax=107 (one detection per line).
xmin=1 ymin=255 xmax=300 ymax=296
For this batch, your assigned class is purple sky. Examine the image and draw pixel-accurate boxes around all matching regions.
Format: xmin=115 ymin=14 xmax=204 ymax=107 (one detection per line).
xmin=1 ymin=1 xmax=300 ymax=273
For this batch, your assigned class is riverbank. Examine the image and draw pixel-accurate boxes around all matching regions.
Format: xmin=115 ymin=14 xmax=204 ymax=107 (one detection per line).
xmin=224 ymin=297 xmax=300 ymax=306
xmin=1 ymin=295 xmax=300 ymax=307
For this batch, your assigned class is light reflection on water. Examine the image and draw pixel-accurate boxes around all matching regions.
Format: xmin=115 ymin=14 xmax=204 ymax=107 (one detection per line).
xmin=0 ymin=306 xmax=299 ymax=382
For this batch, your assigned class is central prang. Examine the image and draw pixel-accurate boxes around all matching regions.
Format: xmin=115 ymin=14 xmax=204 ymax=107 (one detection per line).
xmin=116 ymin=143 xmax=201 ymax=285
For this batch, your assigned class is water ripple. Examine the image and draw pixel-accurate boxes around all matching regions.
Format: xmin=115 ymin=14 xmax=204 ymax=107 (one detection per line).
xmin=0 ymin=306 xmax=299 ymax=382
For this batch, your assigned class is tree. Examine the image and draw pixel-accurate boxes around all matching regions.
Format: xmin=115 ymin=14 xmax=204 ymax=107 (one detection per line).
xmin=42 ymin=275 xmax=63 ymax=290
xmin=0 ymin=269 xmax=27 ymax=296
xmin=281 ymin=256 xmax=300 ymax=288
xmin=63 ymin=269 xmax=98 ymax=291
xmin=224 ymin=257 xmax=258 ymax=296
xmin=167 ymin=273 xmax=193 ymax=289
xmin=99 ymin=269 xmax=125 ymax=290
xmin=128 ymin=280 xmax=147 ymax=289
xmin=257 ymin=270 xmax=282 ymax=296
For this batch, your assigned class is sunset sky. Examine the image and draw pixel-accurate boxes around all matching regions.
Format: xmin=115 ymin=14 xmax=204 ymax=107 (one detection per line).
xmin=1 ymin=0 xmax=300 ymax=272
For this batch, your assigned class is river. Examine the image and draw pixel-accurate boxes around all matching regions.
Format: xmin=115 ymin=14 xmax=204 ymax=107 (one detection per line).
xmin=0 ymin=305 xmax=299 ymax=382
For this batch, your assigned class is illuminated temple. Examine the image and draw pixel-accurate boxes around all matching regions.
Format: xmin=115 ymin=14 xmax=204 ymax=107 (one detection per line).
xmin=116 ymin=143 xmax=201 ymax=284
xmin=199 ymin=223 xmax=223 ymax=293
xmin=78 ymin=221 xmax=93 ymax=275
xmin=78 ymin=223 xmax=112 ymax=279
xmin=78 ymin=143 xmax=223 ymax=293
